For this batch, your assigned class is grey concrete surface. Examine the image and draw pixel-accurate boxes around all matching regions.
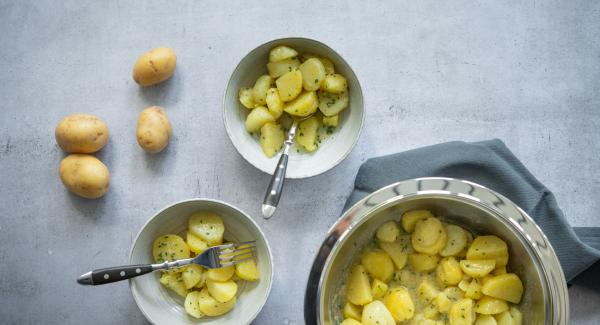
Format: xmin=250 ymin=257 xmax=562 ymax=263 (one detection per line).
xmin=0 ymin=0 xmax=599 ymax=324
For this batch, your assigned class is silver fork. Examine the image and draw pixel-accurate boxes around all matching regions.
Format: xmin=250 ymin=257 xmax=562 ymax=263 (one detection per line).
xmin=77 ymin=241 xmax=256 ymax=285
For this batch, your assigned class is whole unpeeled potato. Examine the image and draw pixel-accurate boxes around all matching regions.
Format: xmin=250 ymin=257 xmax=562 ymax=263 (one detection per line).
xmin=59 ymin=154 xmax=110 ymax=199
xmin=136 ymin=106 xmax=172 ymax=153
xmin=55 ymin=114 xmax=109 ymax=153
xmin=132 ymin=47 xmax=177 ymax=86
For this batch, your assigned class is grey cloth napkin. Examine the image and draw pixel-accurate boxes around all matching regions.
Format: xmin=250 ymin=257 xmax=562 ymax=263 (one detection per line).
xmin=344 ymin=139 xmax=600 ymax=291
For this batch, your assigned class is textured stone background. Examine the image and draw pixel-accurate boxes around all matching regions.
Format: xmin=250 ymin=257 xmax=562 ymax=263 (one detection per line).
xmin=0 ymin=0 xmax=599 ymax=324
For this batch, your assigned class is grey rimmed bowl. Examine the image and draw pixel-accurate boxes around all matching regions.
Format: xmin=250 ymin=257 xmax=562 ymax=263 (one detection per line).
xmin=305 ymin=177 xmax=569 ymax=325
xmin=129 ymin=199 xmax=273 ymax=325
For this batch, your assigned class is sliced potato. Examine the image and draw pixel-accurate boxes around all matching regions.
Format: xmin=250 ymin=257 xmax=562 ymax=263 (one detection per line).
xmin=378 ymin=239 xmax=409 ymax=270
xmin=371 ymin=278 xmax=388 ymax=300
xmin=412 ymin=217 xmax=447 ymax=255
xmin=299 ymin=58 xmax=326 ymax=91
xmin=276 ymin=70 xmax=303 ymax=101
xmin=320 ymin=57 xmax=335 ymax=74
xmin=417 ymin=280 xmax=439 ymax=304
xmin=197 ymin=288 xmax=236 ymax=316
xmin=245 ymin=106 xmax=276 ymax=133
xmin=467 ymin=236 xmax=509 ymax=267
xmin=492 ymin=266 xmax=507 ymax=276
xmin=260 ymin=122 xmax=284 ymax=158
xmin=283 ymin=91 xmax=318 ymax=117
xmin=321 ymin=73 xmax=348 ymax=93
xmin=182 ymin=264 xmax=204 ymax=289
xmin=184 ymin=291 xmax=205 ymax=318
xmin=475 ymin=296 xmax=509 ymax=315
xmin=376 ymin=221 xmax=400 ymax=243
xmin=238 ymin=87 xmax=255 ymax=109
xmin=449 ymin=298 xmax=474 ymax=325
xmin=383 ymin=287 xmax=415 ymax=323
xmin=341 ymin=319 xmax=363 ymax=325
xmin=401 ymin=210 xmax=434 ymax=233
xmin=408 ymin=253 xmax=440 ymax=272
xmin=252 ymin=75 xmax=272 ymax=106
xmin=464 ymin=278 xmax=483 ymax=299
xmin=186 ymin=232 xmax=208 ymax=254
xmin=317 ymin=90 xmax=349 ymax=117
xmin=188 ymin=212 xmax=225 ymax=245
xmin=206 ymin=265 xmax=234 ymax=282
xmin=235 ymin=259 xmax=260 ymax=281
xmin=207 ymin=279 xmax=238 ymax=303
xmin=437 ymin=257 xmax=463 ymax=286
xmin=440 ymin=225 xmax=468 ymax=257
xmin=159 ymin=273 xmax=188 ymax=297
xmin=435 ymin=287 xmax=464 ymax=313
xmin=265 ymin=88 xmax=283 ymax=118
xmin=322 ymin=115 xmax=339 ymax=127
xmin=495 ymin=307 xmax=522 ymax=325
xmin=361 ymin=249 xmax=394 ymax=282
xmin=296 ymin=116 xmax=320 ymax=152
xmin=343 ymin=302 xmax=363 ymax=321
xmin=459 ymin=259 xmax=496 ymax=278
xmin=481 ymin=273 xmax=523 ymax=304
xmin=267 ymin=58 xmax=300 ymax=78
xmin=362 ymin=300 xmax=396 ymax=325
xmin=475 ymin=315 xmax=498 ymax=325
xmin=346 ymin=265 xmax=373 ymax=305
xmin=153 ymin=234 xmax=190 ymax=264
xmin=269 ymin=45 xmax=298 ymax=62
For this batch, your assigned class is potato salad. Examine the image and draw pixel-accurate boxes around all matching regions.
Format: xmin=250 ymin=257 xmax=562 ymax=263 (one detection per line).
xmin=239 ymin=45 xmax=350 ymax=157
xmin=340 ymin=210 xmax=524 ymax=325
xmin=152 ymin=212 xmax=260 ymax=318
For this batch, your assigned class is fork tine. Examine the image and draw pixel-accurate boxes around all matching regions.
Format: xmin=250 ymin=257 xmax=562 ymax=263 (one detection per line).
xmin=218 ymin=247 xmax=256 ymax=262
xmin=219 ymin=241 xmax=256 ymax=251
xmin=219 ymin=256 xmax=256 ymax=268
xmin=218 ymin=245 xmax=256 ymax=256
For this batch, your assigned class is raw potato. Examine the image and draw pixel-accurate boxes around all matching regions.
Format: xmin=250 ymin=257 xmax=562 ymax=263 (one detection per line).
xmin=460 ymin=259 xmax=496 ymax=278
xmin=276 ymin=70 xmax=303 ymax=101
xmin=296 ymin=116 xmax=320 ymax=152
xmin=378 ymin=239 xmax=408 ymax=270
xmin=188 ymin=211 xmax=225 ymax=245
xmin=252 ymin=75 xmax=272 ymax=106
xmin=412 ymin=217 xmax=447 ymax=255
xmin=320 ymin=73 xmax=347 ymax=93
xmin=184 ymin=291 xmax=205 ymax=318
xmin=269 ymin=45 xmax=298 ymax=62
xmin=343 ymin=302 xmax=362 ymax=320
xmin=449 ymin=298 xmax=474 ymax=325
xmin=59 ymin=154 xmax=110 ymax=199
xmin=346 ymin=265 xmax=373 ymax=305
xmin=401 ymin=210 xmax=434 ymax=233
xmin=267 ymin=58 xmax=301 ymax=78
xmin=245 ymin=106 xmax=276 ymax=132
xmin=235 ymin=259 xmax=260 ymax=281
xmin=260 ymin=123 xmax=284 ymax=158
xmin=153 ymin=234 xmax=191 ymax=264
xmin=361 ymin=249 xmax=394 ymax=282
xmin=186 ymin=232 xmax=208 ymax=254
xmin=182 ymin=265 xmax=204 ymax=289
xmin=197 ymin=288 xmax=237 ymax=316
xmin=206 ymin=279 xmax=238 ymax=303
xmin=299 ymin=58 xmax=326 ymax=91
xmin=376 ymin=221 xmax=400 ymax=243
xmin=322 ymin=115 xmax=339 ymax=127
xmin=408 ymin=253 xmax=440 ymax=272
xmin=265 ymin=88 xmax=284 ymax=118
xmin=318 ymin=90 xmax=349 ymax=117
xmin=132 ymin=47 xmax=177 ymax=86
xmin=239 ymin=88 xmax=255 ymax=109
xmin=467 ymin=236 xmax=509 ymax=267
xmin=371 ymin=279 xmax=389 ymax=299
xmin=362 ymin=300 xmax=396 ymax=325
xmin=481 ymin=273 xmax=523 ymax=304
xmin=440 ymin=225 xmax=468 ymax=256
xmin=437 ymin=257 xmax=463 ymax=286
xmin=383 ymin=287 xmax=415 ymax=322
xmin=136 ymin=106 xmax=172 ymax=153
xmin=283 ymin=91 xmax=319 ymax=117
xmin=475 ymin=296 xmax=509 ymax=315
xmin=55 ymin=114 xmax=109 ymax=153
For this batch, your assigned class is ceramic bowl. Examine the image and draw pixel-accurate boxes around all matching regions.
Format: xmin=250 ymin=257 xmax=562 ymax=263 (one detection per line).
xmin=223 ymin=37 xmax=364 ymax=178
xmin=129 ymin=199 xmax=273 ymax=325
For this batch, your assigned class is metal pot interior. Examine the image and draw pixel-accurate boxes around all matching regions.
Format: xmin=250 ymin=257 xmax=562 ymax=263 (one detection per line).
xmin=320 ymin=195 xmax=548 ymax=324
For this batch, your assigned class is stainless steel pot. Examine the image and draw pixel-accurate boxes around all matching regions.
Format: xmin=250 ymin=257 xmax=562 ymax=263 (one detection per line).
xmin=305 ymin=177 xmax=569 ymax=325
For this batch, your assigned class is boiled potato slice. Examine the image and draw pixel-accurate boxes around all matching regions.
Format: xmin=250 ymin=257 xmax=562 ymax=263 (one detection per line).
xmin=475 ymin=296 xmax=509 ymax=315
xmin=182 ymin=264 xmax=204 ymax=289
xmin=401 ymin=210 xmax=434 ymax=233
xmin=269 ymin=45 xmax=298 ymax=62
xmin=449 ymin=298 xmax=474 ymax=325
xmin=465 ymin=278 xmax=483 ymax=299
xmin=153 ymin=234 xmax=190 ymax=264
xmin=397 ymin=269 xmax=419 ymax=289
xmin=437 ymin=257 xmax=463 ymax=286
xmin=260 ymin=123 xmax=284 ymax=158
xmin=299 ymin=58 xmax=326 ymax=91
xmin=422 ymin=304 xmax=440 ymax=321
xmin=376 ymin=221 xmax=400 ymax=243
xmin=496 ymin=307 xmax=522 ymax=325
xmin=481 ymin=273 xmax=523 ymax=304
xmin=235 ymin=259 xmax=260 ymax=281
xmin=459 ymin=259 xmax=496 ymax=278
xmin=362 ymin=249 xmax=394 ymax=282
xmin=320 ymin=57 xmax=335 ymax=74
xmin=283 ymin=91 xmax=319 ymax=117
xmin=475 ymin=315 xmax=498 ymax=325
xmin=492 ymin=266 xmax=507 ymax=276
xmin=412 ymin=217 xmax=447 ymax=255
xmin=408 ymin=253 xmax=440 ymax=272
xmin=383 ymin=287 xmax=415 ymax=323
xmin=440 ymin=225 xmax=468 ymax=257
xmin=435 ymin=287 xmax=464 ymax=313
xmin=318 ymin=90 xmax=349 ymax=117
xmin=417 ymin=280 xmax=439 ymax=304
xmin=245 ymin=106 xmax=276 ymax=133
xmin=188 ymin=212 xmax=225 ymax=245
xmin=371 ymin=279 xmax=389 ymax=300
xmin=239 ymin=87 xmax=255 ymax=109
xmin=265 ymin=88 xmax=283 ymax=118
xmin=346 ymin=265 xmax=373 ymax=305
xmin=321 ymin=73 xmax=348 ymax=93
xmin=343 ymin=302 xmax=363 ymax=321
xmin=341 ymin=319 xmax=363 ymax=325
xmin=378 ymin=239 xmax=409 ymax=270
xmin=467 ymin=236 xmax=509 ymax=267
xmin=296 ymin=116 xmax=320 ymax=152
xmin=362 ymin=300 xmax=396 ymax=325
xmin=267 ymin=58 xmax=300 ymax=78
xmin=206 ymin=265 xmax=234 ymax=282
xmin=184 ymin=291 xmax=205 ymax=318
xmin=252 ymin=75 xmax=272 ymax=106
xmin=186 ymin=232 xmax=208 ymax=254
xmin=276 ymin=70 xmax=303 ymax=101
xmin=197 ymin=288 xmax=236 ymax=316
xmin=322 ymin=115 xmax=339 ymax=127
xmin=207 ymin=279 xmax=238 ymax=303
xmin=160 ymin=273 xmax=188 ymax=297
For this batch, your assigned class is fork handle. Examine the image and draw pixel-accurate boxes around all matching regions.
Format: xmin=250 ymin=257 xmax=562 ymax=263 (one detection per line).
xmin=77 ymin=264 xmax=154 ymax=285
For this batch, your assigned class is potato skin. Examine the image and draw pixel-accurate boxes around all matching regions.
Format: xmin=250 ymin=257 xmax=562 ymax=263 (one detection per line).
xmin=132 ymin=47 xmax=177 ymax=86
xmin=59 ymin=154 xmax=110 ymax=199
xmin=55 ymin=114 xmax=109 ymax=153
xmin=136 ymin=106 xmax=172 ymax=153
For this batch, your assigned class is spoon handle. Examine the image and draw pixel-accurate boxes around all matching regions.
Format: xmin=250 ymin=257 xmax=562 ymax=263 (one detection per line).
xmin=262 ymin=121 xmax=298 ymax=219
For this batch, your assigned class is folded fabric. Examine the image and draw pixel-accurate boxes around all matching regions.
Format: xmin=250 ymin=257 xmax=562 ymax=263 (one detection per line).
xmin=344 ymin=139 xmax=600 ymax=291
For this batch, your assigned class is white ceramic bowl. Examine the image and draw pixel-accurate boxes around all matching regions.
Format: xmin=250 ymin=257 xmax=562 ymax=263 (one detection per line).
xmin=129 ymin=199 xmax=273 ymax=325
xmin=223 ymin=37 xmax=364 ymax=178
